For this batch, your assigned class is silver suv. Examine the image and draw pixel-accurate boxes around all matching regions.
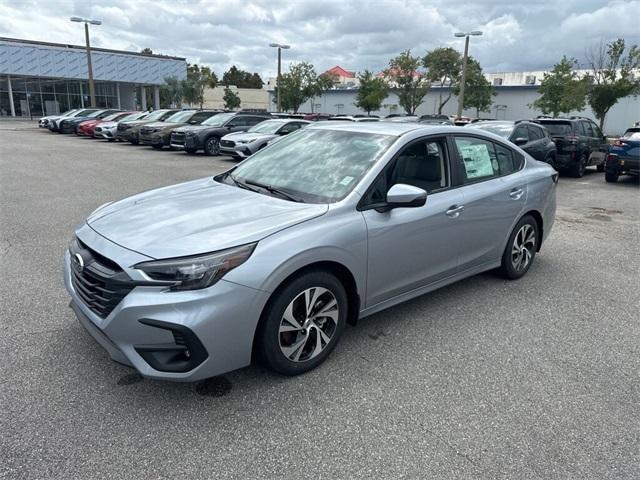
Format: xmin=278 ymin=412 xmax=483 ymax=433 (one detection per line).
xmin=65 ymin=123 xmax=557 ymax=381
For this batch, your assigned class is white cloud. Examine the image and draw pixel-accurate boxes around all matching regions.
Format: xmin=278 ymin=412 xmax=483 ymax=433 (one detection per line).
xmin=0 ymin=0 xmax=637 ymax=79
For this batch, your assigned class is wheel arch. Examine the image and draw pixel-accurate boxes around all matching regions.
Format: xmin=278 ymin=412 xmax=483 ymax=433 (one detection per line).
xmin=522 ymin=209 xmax=543 ymax=251
xmin=251 ymin=260 xmax=360 ymax=360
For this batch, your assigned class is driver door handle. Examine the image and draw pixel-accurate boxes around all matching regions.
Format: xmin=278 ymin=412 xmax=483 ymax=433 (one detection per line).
xmin=446 ymin=205 xmax=464 ymax=218
xmin=509 ymin=188 xmax=524 ymax=200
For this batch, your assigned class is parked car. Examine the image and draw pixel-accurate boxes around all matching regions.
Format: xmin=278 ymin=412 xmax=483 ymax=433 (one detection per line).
xmin=326 ymin=116 xmax=380 ymax=122
xmin=604 ymin=126 xmax=640 ymax=183
xmin=64 ymin=122 xmax=557 ymax=381
xmin=220 ymin=119 xmax=311 ymax=159
xmin=95 ymin=112 xmax=148 ymax=141
xmin=531 ymin=116 xmax=608 ymax=177
xmin=48 ymin=109 xmax=99 ymax=132
xmin=383 ymin=116 xmax=420 ymax=123
xmin=170 ymin=111 xmax=272 ymax=155
xmin=419 ymin=115 xmax=454 ymax=125
xmin=139 ymin=110 xmax=222 ymax=149
xmin=77 ymin=111 xmax=135 ymax=137
xmin=39 ymin=109 xmax=79 ymax=128
xmin=58 ymin=109 xmax=121 ymax=134
xmin=466 ymin=120 xmax=557 ymax=166
xmin=117 ymin=109 xmax=180 ymax=144
xmin=303 ymin=113 xmax=333 ymax=121
xmin=454 ymin=117 xmax=473 ymax=126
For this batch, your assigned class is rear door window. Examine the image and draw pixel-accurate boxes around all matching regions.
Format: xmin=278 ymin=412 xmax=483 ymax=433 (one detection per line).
xmin=527 ymin=125 xmax=543 ymax=140
xmin=539 ymin=121 xmax=573 ymax=135
xmin=513 ymin=125 xmax=529 ymax=142
xmin=454 ymin=137 xmax=499 ymax=182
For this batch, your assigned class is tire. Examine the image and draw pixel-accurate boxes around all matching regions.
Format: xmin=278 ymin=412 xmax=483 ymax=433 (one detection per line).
xmin=499 ymin=215 xmax=539 ymax=280
xmin=605 ymin=172 xmax=619 ymax=183
xmin=152 ymin=144 xmax=163 ymax=150
xmin=129 ymin=139 xmax=139 ymax=145
xmin=569 ymin=153 xmax=587 ymax=178
xmin=596 ymin=163 xmax=605 ymax=172
xmin=184 ymin=147 xmax=197 ymax=154
xmin=257 ymin=271 xmax=348 ymax=376
xmin=204 ymin=136 xmax=220 ymax=156
xmin=107 ymin=139 xmax=115 ymax=142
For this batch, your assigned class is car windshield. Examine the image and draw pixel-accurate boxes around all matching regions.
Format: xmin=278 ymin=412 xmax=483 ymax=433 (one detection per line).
xmin=247 ymin=120 xmax=285 ymax=134
xmin=120 ymin=112 xmax=144 ymax=122
xmin=144 ymin=110 xmax=172 ymax=121
xmin=539 ymin=121 xmax=573 ymax=135
xmin=469 ymin=122 xmax=514 ymax=139
xmin=103 ymin=112 xmax=125 ymax=121
xmin=226 ymin=128 xmax=396 ymax=203
xmin=86 ymin=110 xmax=106 ymax=118
xmin=75 ymin=110 xmax=96 ymax=116
xmin=202 ymin=112 xmax=233 ymax=126
xmin=59 ymin=109 xmax=76 ymax=116
xmin=622 ymin=128 xmax=640 ymax=140
xmin=166 ymin=111 xmax=196 ymax=123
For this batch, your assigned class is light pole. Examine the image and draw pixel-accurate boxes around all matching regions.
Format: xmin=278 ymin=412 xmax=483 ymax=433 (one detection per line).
xmin=269 ymin=43 xmax=290 ymax=112
xmin=70 ymin=16 xmax=102 ymax=108
xmin=455 ymin=30 xmax=482 ymax=119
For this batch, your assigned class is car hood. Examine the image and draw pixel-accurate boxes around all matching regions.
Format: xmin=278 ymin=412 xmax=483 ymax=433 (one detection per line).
xmin=224 ymin=131 xmax=278 ymax=143
xmin=174 ymin=124 xmax=219 ymax=134
xmin=98 ymin=121 xmax=118 ymax=128
xmin=140 ymin=121 xmax=170 ymax=129
xmin=87 ymin=177 xmax=328 ymax=259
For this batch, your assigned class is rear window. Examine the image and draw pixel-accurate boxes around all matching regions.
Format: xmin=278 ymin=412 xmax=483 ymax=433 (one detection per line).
xmin=538 ymin=121 xmax=573 ymax=135
xmin=622 ymin=128 xmax=640 ymax=140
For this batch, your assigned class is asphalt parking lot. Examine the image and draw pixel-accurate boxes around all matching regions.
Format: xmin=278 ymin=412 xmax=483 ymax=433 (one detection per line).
xmin=1 ymin=121 xmax=639 ymax=479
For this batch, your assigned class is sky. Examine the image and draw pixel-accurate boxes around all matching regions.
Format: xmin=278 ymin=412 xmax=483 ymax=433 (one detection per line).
xmin=1 ymin=0 xmax=638 ymax=80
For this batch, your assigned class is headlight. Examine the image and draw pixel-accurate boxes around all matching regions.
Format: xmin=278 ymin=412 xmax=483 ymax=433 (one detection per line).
xmin=185 ymin=131 xmax=196 ymax=137
xmin=134 ymin=243 xmax=256 ymax=291
xmin=236 ymin=140 xmax=248 ymax=144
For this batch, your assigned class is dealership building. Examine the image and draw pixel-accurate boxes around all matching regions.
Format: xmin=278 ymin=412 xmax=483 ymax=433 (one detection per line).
xmin=0 ymin=37 xmax=187 ymax=117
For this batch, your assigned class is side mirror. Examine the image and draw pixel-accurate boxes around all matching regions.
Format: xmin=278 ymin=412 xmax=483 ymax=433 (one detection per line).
xmin=386 ymin=184 xmax=427 ymax=209
xmin=514 ymin=137 xmax=528 ymax=146
xmin=189 ymin=120 xmax=198 ymax=124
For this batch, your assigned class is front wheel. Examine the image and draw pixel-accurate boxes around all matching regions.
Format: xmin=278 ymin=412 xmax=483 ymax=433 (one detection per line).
xmin=569 ymin=153 xmax=587 ymax=178
xmin=596 ymin=163 xmax=605 ymax=172
xmin=185 ymin=147 xmax=197 ymax=154
xmin=152 ymin=144 xmax=163 ymax=150
xmin=204 ymin=136 xmax=220 ymax=156
xmin=605 ymin=172 xmax=619 ymax=183
xmin=499 ymin=215 xmax=539 ymax=280
xmin=257 ymin=271 xmax=347 ymax=376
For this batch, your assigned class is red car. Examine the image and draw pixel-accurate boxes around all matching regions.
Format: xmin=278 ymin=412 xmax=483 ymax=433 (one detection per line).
xmin=76 ymin=111 xmax=135 ymax=137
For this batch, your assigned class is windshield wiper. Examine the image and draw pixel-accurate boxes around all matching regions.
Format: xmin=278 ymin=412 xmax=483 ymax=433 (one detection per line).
xmin=228 ymin=174 xmax=260 ymax=193
xmin=243 ymin=179 xmax=304 ymax=203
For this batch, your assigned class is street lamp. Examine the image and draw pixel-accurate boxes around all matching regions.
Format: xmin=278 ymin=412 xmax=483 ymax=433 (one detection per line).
xmin=70 ymin=16 xmax=102 ymax=108
xmin=454 ymin=30 xmax=482 ymax=119
xmin=269 ymin=43 xmax=290 ymax=113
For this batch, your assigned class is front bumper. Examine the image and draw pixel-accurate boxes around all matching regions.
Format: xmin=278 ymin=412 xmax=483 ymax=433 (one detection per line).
xmin=63 ymin=232 xmax=270 ymax=382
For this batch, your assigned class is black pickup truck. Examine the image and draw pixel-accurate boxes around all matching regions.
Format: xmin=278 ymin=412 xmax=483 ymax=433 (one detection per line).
xmin=531 ymin=116 xmax=608 ymax=177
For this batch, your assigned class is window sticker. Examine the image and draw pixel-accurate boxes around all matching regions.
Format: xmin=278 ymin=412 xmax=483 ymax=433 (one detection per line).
xmin=339 ymin=176 xmax=354 ymax=186
xmin=458 ymin=143 xmax=494 ymax=178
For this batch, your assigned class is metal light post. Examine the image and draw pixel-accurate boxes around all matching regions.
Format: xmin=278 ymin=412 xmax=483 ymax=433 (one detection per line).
xmin=70 ymin=16 xmax=102 ymax=108
xmin=455 ymin=30 xmax=482 ymax=119
xmin=269 ymin=43 xmax=290 ymax=112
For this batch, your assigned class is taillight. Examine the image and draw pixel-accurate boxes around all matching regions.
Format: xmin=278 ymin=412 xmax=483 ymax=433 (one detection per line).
xmin=607 ymin=153 xmax=618 ymax=165
xmin=612 ymin=139 xmax=626 ymax=147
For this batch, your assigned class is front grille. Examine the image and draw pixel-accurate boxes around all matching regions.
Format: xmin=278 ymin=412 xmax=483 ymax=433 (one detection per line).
xmin=171 ymin=132 xmax=185 ymax=145
xmin=117 ymin=123 xmax=131 ymax=131
xmin=221 ymin=140 xmax=235 ymax=148
xmin=70 ymin=239 xmax=135 ymax=319
xmin=95 ymin=127 xmax=102 ymax=132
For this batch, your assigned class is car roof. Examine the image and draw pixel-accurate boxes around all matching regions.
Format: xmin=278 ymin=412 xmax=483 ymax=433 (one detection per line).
xmin=308 ymin=121 xmax=456 ymax=136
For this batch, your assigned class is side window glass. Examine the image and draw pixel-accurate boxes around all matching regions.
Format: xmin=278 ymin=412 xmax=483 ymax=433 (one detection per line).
xmin=591 ymin=123 xmax=603 ymax=138
xmin=454 ymin=137 xmax=499 ymax=183
xmin=494 ymin=143 xmax=516 ymax=175
xmin=527 ymin=125 xmax=543 ymax=140
xmin=248 ymin=117 xmax=266 ymax=126
xmin=391 ymin=139 xmax=449 ymax=193
xmin=579 ymin=121 xmax=590 ymax=136
xmin=228 ymin=117 xmax=245 ymax=127
xmin=513 ymin=125 xmax=528 ymax=141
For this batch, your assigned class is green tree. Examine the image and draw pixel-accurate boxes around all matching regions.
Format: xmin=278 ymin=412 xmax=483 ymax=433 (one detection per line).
xmin=423 ymin=47 xmax=462 ymax=114
xmin=140 ymin=47 xmax=153 ymax=55
xmin=162 ymin=76 xmax=184 ymax=107
xmin=354 ymin=70 xmax=389 ymax=115
xmin=222 ymin=66 xmax=264 ymax=88
xmin=585 ymin=38 xmax=640 ymax=129
xmin=385 ymin=50 xmax=430 ymax=115
xmin=277 ymin=62 xmax=333 ymax=113
xmin=182 ymin=64 xmax=218 ymax=109
xmin=532 ymin=56 xmax=588 ymax=117
xmin=223 ymin=87 xmax=241 ymax=110
xmin=453 ymin=58 xmax=496 ymax=117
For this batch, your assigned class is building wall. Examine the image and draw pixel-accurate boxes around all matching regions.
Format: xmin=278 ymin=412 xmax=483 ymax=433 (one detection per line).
xmin=0 ymin=38 xmax=186 ymax=85
xmin=202 ymin=86 xmax=269 ymax=110
xmin=273 ymin=87 xmax=639 ymax=135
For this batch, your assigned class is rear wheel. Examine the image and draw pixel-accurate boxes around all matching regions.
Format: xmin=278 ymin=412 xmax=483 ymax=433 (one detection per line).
xmin=500 ymin=215 xmax=538 ymax=280
xmin=129 ymin=138 xmax=139 ymax=145
xmin=596 ymin=162 xmax=605 ymax=172
xmin=204 ymin=136 xmax=220 ymax=156
xmin=605 ymin=172 xmax=619 ymax=183
xmin=152 ymin=144 xmax=163 ymax=150
xmin=257 ymin=271 xmax=347 ymax=375
xmin=185 ymin=147 xmax=197 ymax=154
xmin=569 ymin=153 xmax=587 ymax=178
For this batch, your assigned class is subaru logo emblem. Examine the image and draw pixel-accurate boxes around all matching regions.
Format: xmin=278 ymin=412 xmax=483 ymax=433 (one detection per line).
xmin=73 ymin=253 xmax=85 ymax=272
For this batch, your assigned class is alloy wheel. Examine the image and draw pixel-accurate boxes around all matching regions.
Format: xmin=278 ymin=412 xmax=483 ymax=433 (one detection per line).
xmin=511 ymin=224 xmax=536 ymax=272
xmin=278 ymin=287 xmax=339 ymax=363
xmin=207 ymin=137 xmax=220 ymax=155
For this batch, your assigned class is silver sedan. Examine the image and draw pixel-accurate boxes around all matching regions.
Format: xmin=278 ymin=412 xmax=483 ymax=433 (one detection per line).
xmin=220 ymin=119 xmax=311 ymax=159
xmin=64 ymin=123 xmax=557 ymax=381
